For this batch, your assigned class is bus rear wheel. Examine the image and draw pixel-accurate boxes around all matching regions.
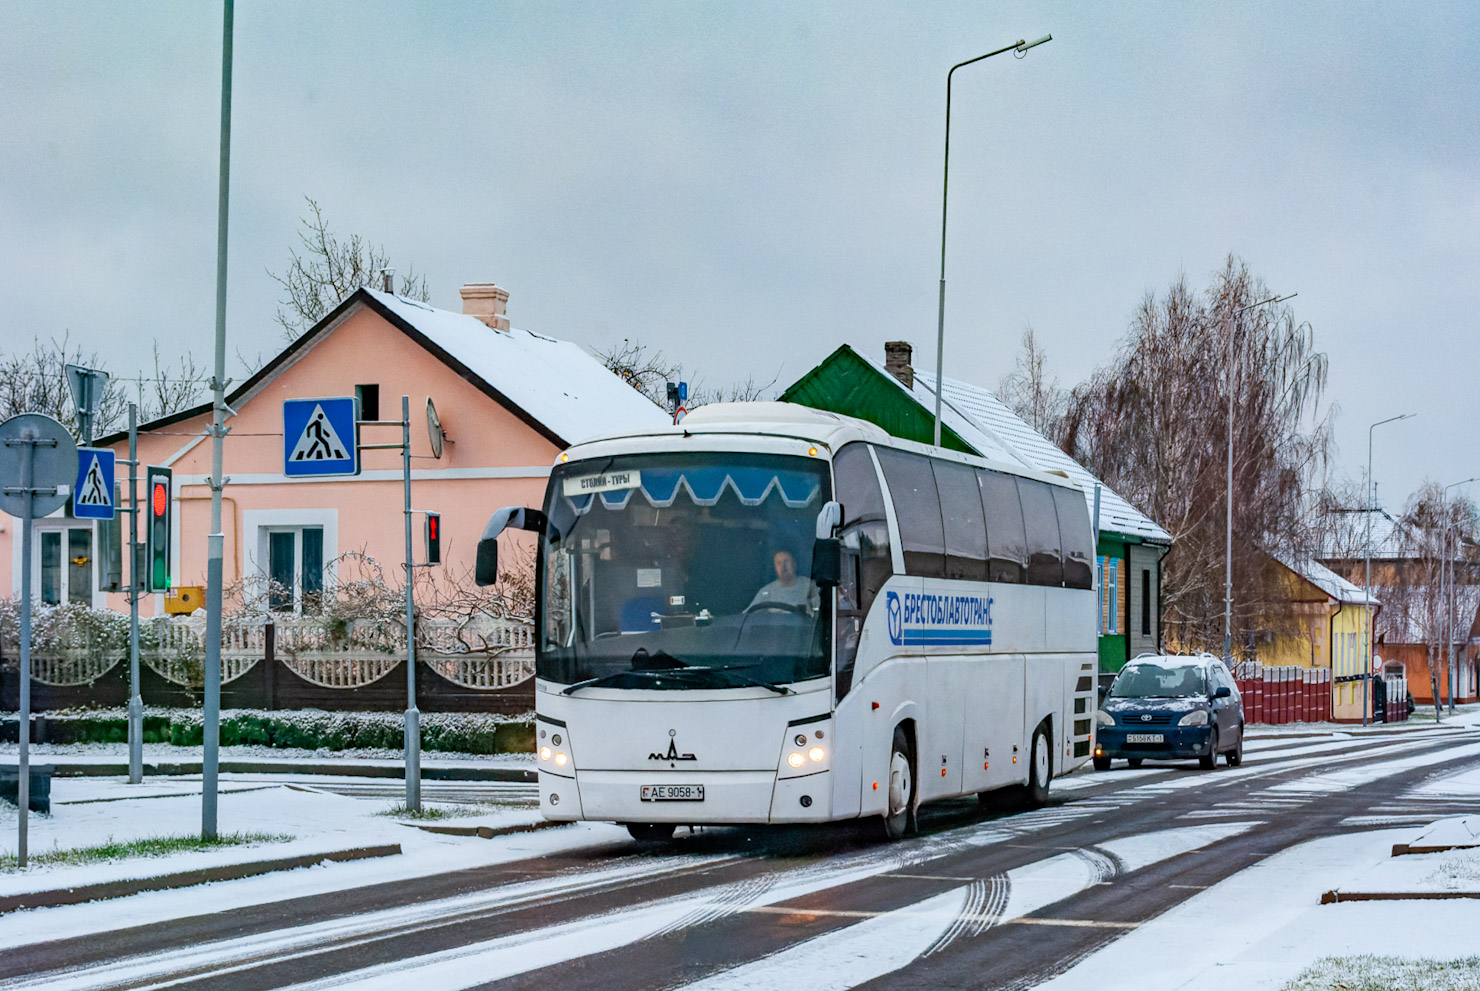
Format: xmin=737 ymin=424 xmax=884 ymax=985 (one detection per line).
xmin=881 ymin=725 xmax=915 ymax=841
xmin=626 ymin=823 xmax=676 ymax=843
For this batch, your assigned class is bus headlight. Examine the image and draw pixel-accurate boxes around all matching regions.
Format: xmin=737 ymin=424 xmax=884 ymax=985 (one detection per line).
xmin=1178 ymin=710 xmax=1209 ymax=727
xmin=1095 ymin=710 xmax=1114 ymax=727
xmin=779 ymin=720 xmax=832 ymax=778
xmin=537 ymin=722 xmax=576 ymax=778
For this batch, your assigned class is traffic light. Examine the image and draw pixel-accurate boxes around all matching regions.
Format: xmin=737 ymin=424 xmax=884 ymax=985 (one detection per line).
xmin=425 ymin=512 xmax=442 ymax=565
xmin=145 ymin=466 xmax=172 ymax=592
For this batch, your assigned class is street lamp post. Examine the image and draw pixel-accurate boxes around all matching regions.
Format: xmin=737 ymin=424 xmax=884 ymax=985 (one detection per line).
xmin=932 ymin=33 xmax=1051 ymax=447
xmin=1441 ymin=477 xmax=1477 ymax=717
xmin=1364 ymin=412 xmax=1415 ymax=727
xmin=1223 ymin=292 xmax=1296 ymax=667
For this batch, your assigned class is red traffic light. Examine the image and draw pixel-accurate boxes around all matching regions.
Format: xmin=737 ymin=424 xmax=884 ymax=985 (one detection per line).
xmin=428 ymin=515 xmax=438 ymax=540
xmin=151 ymin=482 xmax=168 ymax=517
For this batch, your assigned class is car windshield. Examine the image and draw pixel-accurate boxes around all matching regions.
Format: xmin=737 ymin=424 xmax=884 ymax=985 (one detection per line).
xmin=537 ymin=451 xmax=833 ymax=690
xmin=1109 ymin=663 xmax=1208 ymax=699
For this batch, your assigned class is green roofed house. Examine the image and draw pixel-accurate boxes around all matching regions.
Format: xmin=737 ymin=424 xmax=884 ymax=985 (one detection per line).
xmin=781 ymin=342 xmax=1172 ymax=680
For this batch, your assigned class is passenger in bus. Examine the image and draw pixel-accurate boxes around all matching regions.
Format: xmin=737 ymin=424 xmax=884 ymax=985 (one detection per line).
xmin=748 ymin=549 xmax=821 ymax=614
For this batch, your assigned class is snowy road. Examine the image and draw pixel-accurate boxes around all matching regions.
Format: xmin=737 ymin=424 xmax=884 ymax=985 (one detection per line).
xmin=3 ymin=724 xmax=1478 ymax=991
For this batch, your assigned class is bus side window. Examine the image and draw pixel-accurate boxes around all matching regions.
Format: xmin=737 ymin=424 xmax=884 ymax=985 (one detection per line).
xmin=1052 ymin=484 xmax=1095 ymax=590
xmin=933 ymin=459 xmax=987 ymax=582
xmin=978 ymin=468 xmax=1027 ymax=583
xmin=1018 ymin=478 xmax=1064 ymax=587
xmin=832 ymin=443 xmax=893 ymax=699
xmin=875 ymin=448 xmax=945 ymax=579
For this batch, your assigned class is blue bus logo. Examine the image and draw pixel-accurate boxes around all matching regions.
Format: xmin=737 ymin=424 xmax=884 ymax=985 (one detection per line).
xmin=883 ymin=589 xmax=992 ymax=647
xmin=886 ymin=591 xmax=903 ymax=645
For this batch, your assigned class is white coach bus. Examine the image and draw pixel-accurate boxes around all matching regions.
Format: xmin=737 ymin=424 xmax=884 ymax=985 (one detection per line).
xmin=475 ymin=403 xmax=1098 ymax=841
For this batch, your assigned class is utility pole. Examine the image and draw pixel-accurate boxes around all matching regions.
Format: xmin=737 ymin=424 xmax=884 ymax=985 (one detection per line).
xmin=203 ymin=0 xmax=234 ymax=839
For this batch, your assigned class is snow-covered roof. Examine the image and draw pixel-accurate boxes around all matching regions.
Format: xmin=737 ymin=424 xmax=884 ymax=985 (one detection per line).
xmin=366 ymin=290 xmax=669 ymax=445
xmin=1282 ymin=556 xmax=1380 ymax=607
xmin=889 ymin=364 xmax=1171 ymax=545
xmin=1317 ymin=508 xmax=1407 ymax=560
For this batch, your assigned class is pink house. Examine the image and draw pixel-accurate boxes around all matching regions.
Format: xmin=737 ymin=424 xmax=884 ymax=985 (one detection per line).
xmin=3 ymin=283 xmax=668 ymax=615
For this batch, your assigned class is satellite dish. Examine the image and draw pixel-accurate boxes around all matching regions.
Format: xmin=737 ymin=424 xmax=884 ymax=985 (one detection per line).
xmin=426 ymin=398 xmax=444 ymax=459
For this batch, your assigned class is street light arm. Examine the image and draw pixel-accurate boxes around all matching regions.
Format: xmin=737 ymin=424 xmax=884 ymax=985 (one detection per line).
xmin=934 ymin=33 xmax=1051 ymax=447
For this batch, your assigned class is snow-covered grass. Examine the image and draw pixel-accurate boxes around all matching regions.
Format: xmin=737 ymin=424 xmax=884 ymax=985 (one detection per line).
xmin=1423 ymin=850 xmax=1480 ymax=889
xmin=1 ymin=831 xmax=290 ymax=872
xmin=1280 ymin=955 xmax=1480 ymax=990
xmin=373 ymin=803 xmax=492 ymax=820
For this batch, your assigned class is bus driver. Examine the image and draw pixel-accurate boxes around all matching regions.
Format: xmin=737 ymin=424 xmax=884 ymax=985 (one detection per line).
xmin=748 ymin=549 xmax=821 ymax=615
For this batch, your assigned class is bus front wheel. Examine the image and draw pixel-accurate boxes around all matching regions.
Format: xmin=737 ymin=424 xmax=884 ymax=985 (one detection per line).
xmin=1025 ymin=723 xmax=1052 ymax=807
xmin=881 ymin=725 xmax=915 ymax=841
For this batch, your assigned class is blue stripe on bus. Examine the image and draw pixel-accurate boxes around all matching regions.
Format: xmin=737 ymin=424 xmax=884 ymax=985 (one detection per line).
xmin=898 ymin=630 xmax=994 ymax=645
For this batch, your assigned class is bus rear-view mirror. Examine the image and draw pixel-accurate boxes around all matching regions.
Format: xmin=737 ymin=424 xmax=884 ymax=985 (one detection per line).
xmin=474 ymin=506 xmax=548 ymax=587
xmin=811 ymin=537 xmax=841 ymax=588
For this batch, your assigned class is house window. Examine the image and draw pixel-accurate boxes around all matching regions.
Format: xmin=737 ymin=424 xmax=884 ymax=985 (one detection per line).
xmin=266 ymin=526 xmax=325 ymax=613
xmin=37 ymin=525 xmax=94 ymax=606
xmin=1098 ymin=556 xmax=1122 ymax=635
xmin=355 ymin=384 xmax=380 ymax=422
xmin=1141 ymin=568 xmax=1152 ymax=636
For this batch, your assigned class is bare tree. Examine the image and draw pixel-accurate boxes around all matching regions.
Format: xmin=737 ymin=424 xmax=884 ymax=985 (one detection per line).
xmin=594 ymin=338 xmax=778 ymax=410
xmin=0 ymin=335 xmax=209 ymax=438
xmin=269 ymin=196 xmax=431 ymax=340
xmin=1058 ymin=256 xmax=1335 ymax=655
xmin=0 ymin=334 xmax=127 ymax=438
xmin=997 ymin=326 xmax=1066 ymax=437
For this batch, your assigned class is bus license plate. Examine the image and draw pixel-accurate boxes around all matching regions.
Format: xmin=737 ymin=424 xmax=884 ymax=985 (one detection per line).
xmin=641 ymin=784 xmax=704 ymax=802
xmin=1126 ymin=733 xmax=1164 ymax=743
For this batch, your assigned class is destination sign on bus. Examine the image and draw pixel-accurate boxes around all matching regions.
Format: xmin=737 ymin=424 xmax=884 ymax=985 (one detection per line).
xmin=562 ymin=469 xmax=642 ymax=497
xmin=886 ymin=590 xmax=993 ymax=647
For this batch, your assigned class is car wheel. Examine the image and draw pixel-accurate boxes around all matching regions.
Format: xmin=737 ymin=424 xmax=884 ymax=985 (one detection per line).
xmin=1199 ymin=728 xmax=1219 ymax=770
xmin=1127 ymin=758 xmax=1143 ymax=768
xmin=1224 ymin=725 xmax=1244 ymax=766
xmin=881 ymin=725 xmax=915 ymax=841
xmin=1093 ymin=755 xmax=1111 ymax=771
xmin=1024 ymin=723 xmax=1052 ymax=807
xmin=626 ymin=823 xmax=676 ymax=843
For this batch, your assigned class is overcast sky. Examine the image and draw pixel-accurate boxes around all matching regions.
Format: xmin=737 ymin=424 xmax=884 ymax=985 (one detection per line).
xmin=2 ymin=1 xmax=1476 ymax=509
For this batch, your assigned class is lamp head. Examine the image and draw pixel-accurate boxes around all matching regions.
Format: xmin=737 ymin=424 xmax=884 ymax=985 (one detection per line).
xmin=1016 ymin=34 xmax=1052 ymax=53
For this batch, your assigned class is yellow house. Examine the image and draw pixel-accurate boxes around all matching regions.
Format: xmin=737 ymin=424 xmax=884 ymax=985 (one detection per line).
xmin=1257 ymin=557 xmax=1379 ymax=721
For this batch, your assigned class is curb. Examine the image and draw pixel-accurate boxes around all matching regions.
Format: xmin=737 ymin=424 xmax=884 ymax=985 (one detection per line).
xmin=1321 ymin=889 xmax=1480 ymax=904
xmin=47 ymin=761 xmax=536 ymax=783
xmin=401 ymin=819 xmax=567 ymax=840
xmin=0 ymin=843 xmax=402 ymax=915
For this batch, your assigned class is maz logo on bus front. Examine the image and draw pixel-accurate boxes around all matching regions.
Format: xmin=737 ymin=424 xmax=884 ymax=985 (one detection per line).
xmin=885 ymin=590 xmax=993 ymax=647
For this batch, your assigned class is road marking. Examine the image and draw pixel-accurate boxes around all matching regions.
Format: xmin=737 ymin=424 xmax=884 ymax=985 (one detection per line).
xmin=883 ymin=873 xmax=981 ymax=881
xmin=739 ymin=905 xmax=1139 ymax=928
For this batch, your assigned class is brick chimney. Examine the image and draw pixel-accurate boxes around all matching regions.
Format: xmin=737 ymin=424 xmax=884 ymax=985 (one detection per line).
xmin=884 ymin=340 xmax=914 ymax=389
xmin=459 ymin=283 xmax=511 ymax=332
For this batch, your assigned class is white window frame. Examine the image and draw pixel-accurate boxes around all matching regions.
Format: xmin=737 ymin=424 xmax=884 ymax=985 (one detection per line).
xmin=244 ymin=508 xmax=337 ymax=614
xmin=23 ymin=515 xmax=103 ymax=608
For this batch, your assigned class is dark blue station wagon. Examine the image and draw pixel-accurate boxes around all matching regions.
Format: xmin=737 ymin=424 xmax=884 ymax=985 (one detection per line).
xmin=1094 ymin=654 xmax=1245 ymax=770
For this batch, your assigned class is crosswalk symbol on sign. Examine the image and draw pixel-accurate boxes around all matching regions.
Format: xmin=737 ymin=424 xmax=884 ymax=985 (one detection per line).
xmin=282 ymin=396 xmax=359 ymax=477
xmin=72 ymin=448 xmax=116 ymax=520
xmin=78 ymin=456 xmax=110 ymax=506
xmin=289 ymin=404 xmax=350 ymax=462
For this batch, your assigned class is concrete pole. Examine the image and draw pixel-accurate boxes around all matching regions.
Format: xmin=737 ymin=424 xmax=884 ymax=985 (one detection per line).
xmin=402 ymin=395 xmax=421 ymax=812
xmin=127 ymin=404 xmax=143 ymax=783
xmin=202 ymin=0 xmax=233 ymax=839
xmin=17 ymin=443 xmax=34 ymax=868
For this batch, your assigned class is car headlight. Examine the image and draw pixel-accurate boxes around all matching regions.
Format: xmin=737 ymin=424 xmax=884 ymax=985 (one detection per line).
xmin=1178 ymin=710 xmax=1209 ymax=727
xmin=1095 ymin=710 xmax=1114 ymax=727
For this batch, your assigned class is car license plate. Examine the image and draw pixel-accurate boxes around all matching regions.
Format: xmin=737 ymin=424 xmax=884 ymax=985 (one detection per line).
xmin=641 ymin=784 xmax=704 ymax=802
xmin=1126 ymin=733 xmax=1164 ymax=744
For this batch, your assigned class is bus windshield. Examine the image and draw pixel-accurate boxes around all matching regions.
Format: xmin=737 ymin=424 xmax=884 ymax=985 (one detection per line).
xmin=538 ymin=452 xmax=833 ymax=691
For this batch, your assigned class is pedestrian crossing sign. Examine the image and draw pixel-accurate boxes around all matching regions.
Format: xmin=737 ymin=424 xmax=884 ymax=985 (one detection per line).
xmin=73 ymin=447 xmax=115 ymax=520
xmin=283 ymin=397 xmax=359 ymax=477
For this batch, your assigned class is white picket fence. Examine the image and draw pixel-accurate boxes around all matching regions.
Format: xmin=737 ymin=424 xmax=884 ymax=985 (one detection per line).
xmin=9 ymin=611 xmax=535 ymax=690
